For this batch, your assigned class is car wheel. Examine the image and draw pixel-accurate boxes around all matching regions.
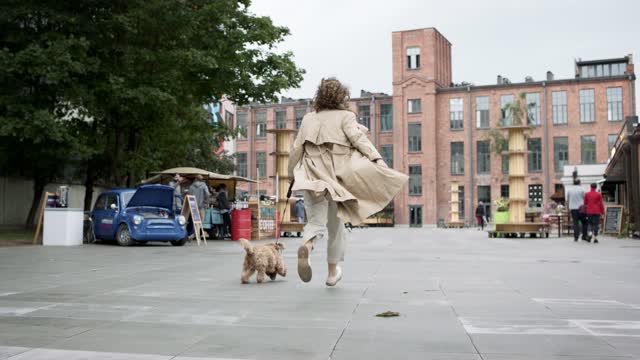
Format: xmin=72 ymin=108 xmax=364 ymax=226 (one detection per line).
xmin=116 ymin=224 xmax=134 ymax=246
xmin=171 ymin=238 xmax=187 ymax=246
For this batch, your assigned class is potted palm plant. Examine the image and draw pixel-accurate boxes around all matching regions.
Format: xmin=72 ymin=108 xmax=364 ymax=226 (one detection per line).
xmin=494 ymin=197 xmax=510 ymax=224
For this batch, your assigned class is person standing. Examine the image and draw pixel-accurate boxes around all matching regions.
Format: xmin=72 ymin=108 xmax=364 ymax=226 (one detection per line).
xmin=217 ymin=184 xmax=232 ymax=237
xmin=189 ymin=175 xmax=210 ymax=222
xmin=169 ymin=174 xmax=183 ymax=210
xmin=288 ymin=78 xmax=408 ymax=287
xmin=294 ymin=199 xmax=306 ymax=224
xmin=584 ymin=183 xmax=605 ymax=243
xmin=566 ymin=179 xmax=587 ymax=242
xmin=475 ymin=202 xmax=485 ymax=230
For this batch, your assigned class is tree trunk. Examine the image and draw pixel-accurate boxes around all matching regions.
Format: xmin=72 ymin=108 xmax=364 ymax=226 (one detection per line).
xmin=25 ymin=178 xmax=46 ymax=229
xmin=84 ymin=119 xmax=99 ymax=211
xmin=83 ymin=159 xmax=95 ymax=211
xmin=126 ymin=128 xmax=137 ymax=188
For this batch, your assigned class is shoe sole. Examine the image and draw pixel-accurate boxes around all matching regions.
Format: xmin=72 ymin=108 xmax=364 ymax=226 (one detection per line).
xmin=297 ymin=246 xmax=312 ymax=283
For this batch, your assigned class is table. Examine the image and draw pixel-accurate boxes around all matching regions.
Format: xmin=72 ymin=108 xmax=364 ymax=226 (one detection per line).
xmin=547 ymin=213 xmax=568 ymax=237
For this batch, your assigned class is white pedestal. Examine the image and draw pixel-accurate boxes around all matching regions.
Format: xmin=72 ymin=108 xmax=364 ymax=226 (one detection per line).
xmin=43 ymin=208 xmax=84 ymax=246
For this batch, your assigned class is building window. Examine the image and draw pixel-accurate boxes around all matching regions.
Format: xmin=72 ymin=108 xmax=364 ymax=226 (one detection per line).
xmin=476 ymin=96 xmax=490 ymax=128
xmin=256 ymin=151 xmax=267 ymax=179
xmin=408 ymin=123 xmax=421 ymax=152
xmin=458 ymin=186 xmax=465 ymax=220
xmin=529 ymin=184 xmax=543 ymax=208
xmin=502 ymin=155 xmax=509 ymax=174
xmin=225 ymin=112 xmax=234 ymax=128
xmin=500 ymin=185 xmax=510 ymax=198
xmin=449 ymin=98 xmax=464 ymax=130
xmin=409 ymin=205 xmax=422 ymax=227
xmin=580 ymin=62 xmax=626 ymax=78
xmin=409 ymin=165 xmax=422 ymax=195
xmin=477 ymin=140 xmax=491 ymax=174
xmin=581 ymin=135 xmax=596 ymax=164
xmin=500 ymin=94 xmax=514 ymax=125
xmin=276 ymin=110 xmax=286 ymax=129
xmin=380 ymin=103 xmax=393 ymax=132
xmin=478 ymin=185 xmax=491 ymax=219
xmin=528 ymin=138 xmax=542 ymax=172
xmin=406 ymin=47 xmax=420 ymax=69
xmin=526 ymin=93 xmax=540 ymax=126
xmin=408 ymin=99 xmax=422 ymax=114
xmin=236 ymin=153 xmax=247 ymax=178
xmin=552 ymin=91 xmax=568 ymax=125
xmin=553 ymin=137 xmax=568 ymax=173
xmin=608 ymin=134 xmax=618 ymax=154
xmin=256 ymin=112 xmax=267 ymax=138
xmin=579 ymin=89 xmax=595 ymax=123
xmin=358 ymin=104 xmax=370 ymax=129
xmin=237 ymin=112 xmax=247 ymax=140
xmin=607 ymin=87 xmax=623 ymax=122
xmin=295 ymin=108 xmax=306 ymax=129
xmin=451 ymin=142 xmax=464 ymax=175
xmin=380 ymin=144 xmax=393 ymax=168
xmin=555 ymin=183 xmax=564 ymax=195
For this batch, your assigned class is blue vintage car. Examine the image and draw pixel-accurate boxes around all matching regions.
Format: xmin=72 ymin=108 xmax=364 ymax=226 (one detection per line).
xmin=90 ymin=185 xmax=187 ymax=246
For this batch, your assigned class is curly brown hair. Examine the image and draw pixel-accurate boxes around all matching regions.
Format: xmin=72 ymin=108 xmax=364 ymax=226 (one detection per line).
xmin=313 ymin=78 xmax=350 ymax=112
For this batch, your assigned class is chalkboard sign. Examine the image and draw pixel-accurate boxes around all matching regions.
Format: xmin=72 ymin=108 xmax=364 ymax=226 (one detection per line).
xmin=187 ymin=195 xmax=201 ymax=222
xmin=603 ymin=205 xmax=623 ymax=235
xmin=180 ymin=195 xmax=207 ymax=246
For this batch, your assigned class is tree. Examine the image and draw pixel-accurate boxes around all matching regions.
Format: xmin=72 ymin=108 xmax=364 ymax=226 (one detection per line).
xmin=0 ymin=1 xmax=97 ymax=225
xmin=76 ymin=0 xmax=304 ymax=208
xmin=0 ymin=0 xmax=305 ymax=221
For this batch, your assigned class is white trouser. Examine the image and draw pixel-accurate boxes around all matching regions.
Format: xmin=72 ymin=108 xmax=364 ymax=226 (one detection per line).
xmin=302 ymin=190 xmax=347 ymax=264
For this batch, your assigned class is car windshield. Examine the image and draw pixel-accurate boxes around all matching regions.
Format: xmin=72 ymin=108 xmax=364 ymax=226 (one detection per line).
xmin=122 ymin=192 xmax=135 ymax=207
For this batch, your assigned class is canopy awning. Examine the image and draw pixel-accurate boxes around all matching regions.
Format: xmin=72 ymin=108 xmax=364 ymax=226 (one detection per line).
xmin=141 ymin=167 xmax=256 ymax=184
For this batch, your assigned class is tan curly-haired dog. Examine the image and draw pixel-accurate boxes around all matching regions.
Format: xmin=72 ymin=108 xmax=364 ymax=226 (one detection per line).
xmin=239 ymin=239 xmax=287 ymax=284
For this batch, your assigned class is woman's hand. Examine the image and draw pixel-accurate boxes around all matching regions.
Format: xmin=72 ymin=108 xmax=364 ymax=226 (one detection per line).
xmin=375 ymin=159 xmax=388 ymax=168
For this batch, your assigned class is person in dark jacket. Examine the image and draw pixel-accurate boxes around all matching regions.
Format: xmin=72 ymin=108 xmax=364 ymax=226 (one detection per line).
xmin=217 ymin=184 xmax=232 ymax=237
xmin=475 ymin=202 xmax=486 ymax=230
xmin=584 ymin=183 xmax=605 ymax=243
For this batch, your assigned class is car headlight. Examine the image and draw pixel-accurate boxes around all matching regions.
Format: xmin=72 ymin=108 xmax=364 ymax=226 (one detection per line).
xmin=178 ymin=215 xmax=186 ymax=226
xmin=133 ymin=215 xmax=143 ymax=225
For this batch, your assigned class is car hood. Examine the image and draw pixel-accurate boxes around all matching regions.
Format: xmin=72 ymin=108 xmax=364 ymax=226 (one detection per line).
xmin=127 ymin=185 xmax=174 ymax=209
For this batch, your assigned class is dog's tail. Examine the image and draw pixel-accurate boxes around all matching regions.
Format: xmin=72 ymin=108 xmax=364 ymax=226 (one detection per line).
xmin=239 ymin=238 xmax=254 ymax=256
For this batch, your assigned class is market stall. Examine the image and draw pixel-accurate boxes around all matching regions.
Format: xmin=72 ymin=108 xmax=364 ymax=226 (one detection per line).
xmin=139 ymin=167 xmax=272 ymax=241
xmin=140 ymin=167 xmax=255 ymax=200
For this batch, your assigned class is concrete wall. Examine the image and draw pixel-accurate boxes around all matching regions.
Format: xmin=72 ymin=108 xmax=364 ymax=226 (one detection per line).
xmin=0 ymin=177 xmax=109 ymax=227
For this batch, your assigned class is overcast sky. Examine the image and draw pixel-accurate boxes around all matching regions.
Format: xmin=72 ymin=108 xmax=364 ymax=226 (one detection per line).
xmin=250 ymin=0 xmax=640 ymax=106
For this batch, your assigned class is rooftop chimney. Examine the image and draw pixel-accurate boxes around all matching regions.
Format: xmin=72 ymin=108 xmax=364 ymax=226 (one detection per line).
xmin=546 ymin=71 xmax=554 ymax=81
xmin=497 ymin=75 xmax=503 ymax=85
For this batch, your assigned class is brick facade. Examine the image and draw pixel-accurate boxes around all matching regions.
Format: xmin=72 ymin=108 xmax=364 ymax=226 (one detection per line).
xmin=234 ymin=27 xmax=636 ymax=227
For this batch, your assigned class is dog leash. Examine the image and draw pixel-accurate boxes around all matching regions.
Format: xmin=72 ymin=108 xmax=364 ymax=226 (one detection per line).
xmin=276 ymin=180 xmax=295 ymax=244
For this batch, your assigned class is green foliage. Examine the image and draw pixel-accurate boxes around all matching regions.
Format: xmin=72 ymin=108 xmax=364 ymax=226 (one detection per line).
xmin=494 ymin=197 xmax=509 ymax=212
xmin=485 ymin=92 xmax=533 ymax=156
xmin=484 ymin=128 xmax=509 ymax=156
xmin=501 ymin=92 xmax=528 ymax=126
xmin=0 ymin=0 xmax=305 ymax=219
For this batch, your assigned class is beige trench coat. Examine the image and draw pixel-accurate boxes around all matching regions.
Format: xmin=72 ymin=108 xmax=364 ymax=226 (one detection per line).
xmin=288 ymin=110 xmax=408 ymax=224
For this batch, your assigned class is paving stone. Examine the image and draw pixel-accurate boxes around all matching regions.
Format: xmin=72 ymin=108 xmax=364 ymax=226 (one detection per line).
xmin=0 ymin=228 xmax=637 ymax=359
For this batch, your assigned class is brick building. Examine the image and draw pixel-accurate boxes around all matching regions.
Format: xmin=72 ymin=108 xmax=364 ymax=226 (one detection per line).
xmin=233 ymin=27 xmax=636 ymax=227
